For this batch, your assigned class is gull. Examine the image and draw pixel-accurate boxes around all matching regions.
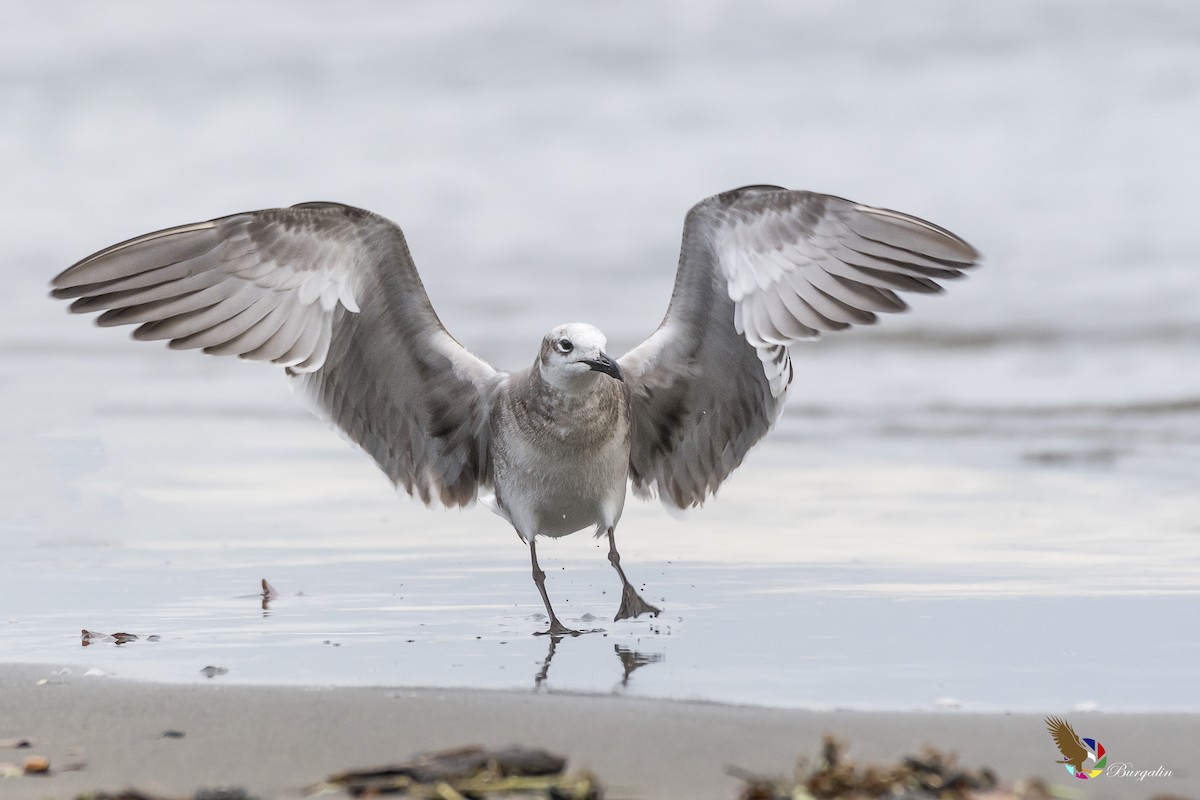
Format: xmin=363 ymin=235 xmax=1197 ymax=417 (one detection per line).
xmin=51 ymin=185 xmax=979 ymax=636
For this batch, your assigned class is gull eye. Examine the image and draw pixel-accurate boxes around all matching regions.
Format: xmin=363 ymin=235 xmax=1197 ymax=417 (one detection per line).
xmin=556 ymin=339 xmax=574 ymax=354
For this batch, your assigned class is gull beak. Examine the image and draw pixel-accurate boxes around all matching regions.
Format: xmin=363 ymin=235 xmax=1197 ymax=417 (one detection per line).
xmin=583 ymin=352 xmax=623 ymax=382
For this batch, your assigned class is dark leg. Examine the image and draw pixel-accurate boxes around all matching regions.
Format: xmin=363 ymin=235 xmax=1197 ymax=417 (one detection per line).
xmin=530 ymin=538 xmax=580 ymax=637
xmin=607 ymin=527 xmax=661 ymax=622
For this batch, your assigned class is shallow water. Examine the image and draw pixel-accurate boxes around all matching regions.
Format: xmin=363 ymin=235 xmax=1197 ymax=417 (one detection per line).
xmin=2 ymin=0 xmax=1198 ymax=711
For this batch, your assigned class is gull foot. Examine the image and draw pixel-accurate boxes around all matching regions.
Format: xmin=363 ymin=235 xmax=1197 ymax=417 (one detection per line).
xmin=534 ymin=620 xmax=581 ymax=637
xmin=614 ymin=585 xmax=662 ymax=622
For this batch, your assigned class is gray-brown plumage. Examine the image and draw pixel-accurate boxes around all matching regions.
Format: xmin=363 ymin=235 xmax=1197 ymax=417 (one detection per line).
xmin=52 ymin=185 xmax=979 ymax=635
xmin=1045 ymin=716 xmax=1090 ymax=771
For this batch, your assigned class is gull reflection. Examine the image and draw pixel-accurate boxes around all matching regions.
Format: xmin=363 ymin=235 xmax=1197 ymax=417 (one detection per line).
xmin=261 ymin=578 xmax=279 ymax=615
xmin=532 ymin=635 xmax=664 ymax=691
xmin=613 ymin=644 xmax=664 ymax=687
xmin=533 ymin=634 xmax=563 ymax=690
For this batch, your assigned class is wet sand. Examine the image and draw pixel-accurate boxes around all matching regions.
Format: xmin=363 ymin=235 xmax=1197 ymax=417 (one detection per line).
xmin=1 ymin=665 xmax=1194 ymax=800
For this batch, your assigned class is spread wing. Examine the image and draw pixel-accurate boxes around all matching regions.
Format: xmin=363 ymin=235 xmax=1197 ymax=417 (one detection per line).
xmin=619 ymin=186 xmax=980 ymax=509
xmin=52 ymin=203 xmax=503 ymax=506
xmin=1045 ymin=716 xmax=1089 ymax=768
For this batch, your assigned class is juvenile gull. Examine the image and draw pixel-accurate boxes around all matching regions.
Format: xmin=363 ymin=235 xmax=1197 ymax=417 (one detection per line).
xmin=52 ymin=186 xmax=980 ymax=635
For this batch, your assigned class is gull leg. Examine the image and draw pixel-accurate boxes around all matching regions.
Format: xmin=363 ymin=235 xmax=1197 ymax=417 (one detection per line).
xmin=607 ymin=527 xmax=661 ymax=622
xmin=530 ymin=538 xmax=580 ymax=637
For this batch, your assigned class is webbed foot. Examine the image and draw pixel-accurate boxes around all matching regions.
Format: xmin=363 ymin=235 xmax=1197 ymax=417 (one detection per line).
xmin=614 ymin=583 xmax=661 ymax=622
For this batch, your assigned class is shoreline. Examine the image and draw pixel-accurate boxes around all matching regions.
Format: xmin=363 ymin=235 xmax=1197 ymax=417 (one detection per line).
xmin=2 ymin=664 xmax=1195 ymax=800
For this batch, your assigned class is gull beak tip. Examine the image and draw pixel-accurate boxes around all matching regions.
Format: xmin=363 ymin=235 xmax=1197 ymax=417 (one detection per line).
xmin=584 ymin=353 xmax=623 ymax=382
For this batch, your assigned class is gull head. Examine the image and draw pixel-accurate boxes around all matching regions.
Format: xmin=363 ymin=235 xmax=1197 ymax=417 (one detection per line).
xmin=538 ymin=322 xmax=623 ymax=387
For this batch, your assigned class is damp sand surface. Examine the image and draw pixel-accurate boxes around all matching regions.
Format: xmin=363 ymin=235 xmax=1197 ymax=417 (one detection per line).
xmin=1 ymin=665 xmax=1197 ymax=800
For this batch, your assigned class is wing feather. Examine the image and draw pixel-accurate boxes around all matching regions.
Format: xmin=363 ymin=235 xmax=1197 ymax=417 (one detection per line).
xmin=67 ymin=261 xmax=222 ymax=312
xmin=160 ymin=291 xmax=278 ymax=346
xmin=201 ymin=298 xmax=293 ymax=357
xmin=52 ymin=203 xmax=504 ymax=507
xmin=93 ymin=279 xmax=236 ymax=327
xmin=52 ymin=259 xmax=197 ymax=300
xmin=156 ymin=285 xmax=267 ymax=345
xmin=243 ymin=296 xmax=310 ymax=361
xmin=620 ymin=186 xmax=979 ymax=509
xmin=803 ymin=268 xmax=906 ymax=313
xmin=54 ymin=223 xmax=220 ymax=288
xmin=293 ymin=314 xmax=333 ymax=372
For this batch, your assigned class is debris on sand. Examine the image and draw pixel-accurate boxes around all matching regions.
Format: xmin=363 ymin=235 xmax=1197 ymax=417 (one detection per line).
xmin=21 ymin=755 xmax=51 ymax=774
xmin=74 ymin=791 xmax=257 ymax=800
xmin=81 ymin=630 xmax=159 ymax=647
xmin=1 ymin=755 xmax=51 ymax=777
xmin=200 ymin=666 xmax=229 ymax=679
xmin=63 ymin=736 xmax=1193 ymax=800
xmin=730 ymin=734 xmax=1046 ymax=800
xmin=317 ymin=745 xmax=601 ymax=798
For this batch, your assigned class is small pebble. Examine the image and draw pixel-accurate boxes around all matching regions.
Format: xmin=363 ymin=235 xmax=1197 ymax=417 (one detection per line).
xmin=22 ymin=755 xmax=50 ymax=774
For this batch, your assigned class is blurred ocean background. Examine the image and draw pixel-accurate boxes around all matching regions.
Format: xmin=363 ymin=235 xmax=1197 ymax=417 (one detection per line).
xmin=1 ymin=1 xmax=1197 ymax=710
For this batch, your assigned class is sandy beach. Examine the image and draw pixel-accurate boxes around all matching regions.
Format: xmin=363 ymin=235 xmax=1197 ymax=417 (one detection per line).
xmin=1 ymin=664 xmax=1195 ymax=800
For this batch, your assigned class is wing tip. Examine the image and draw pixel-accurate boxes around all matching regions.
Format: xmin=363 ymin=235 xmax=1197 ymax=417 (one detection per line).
xmin=852 ymin=203 xmax=982 ymax=265
xmin=53 ymin=220 xmax=221 ymax=288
